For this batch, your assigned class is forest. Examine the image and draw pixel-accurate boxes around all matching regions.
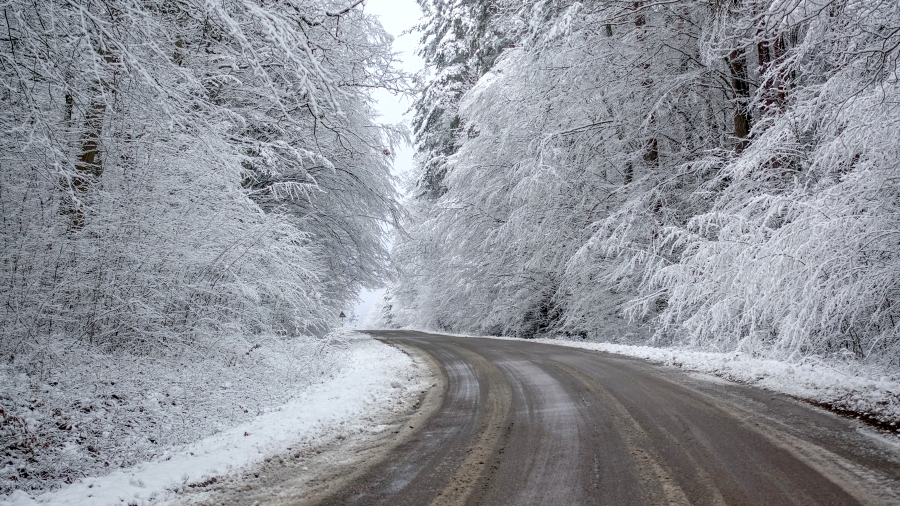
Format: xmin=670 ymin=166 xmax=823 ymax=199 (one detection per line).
xmin=383 ymin=0 xmax=900 ymax=366
xmin=2 ymin=0 xmax=900 ymax=497
xmin=0 ymin=0 xmax=403 ymax=492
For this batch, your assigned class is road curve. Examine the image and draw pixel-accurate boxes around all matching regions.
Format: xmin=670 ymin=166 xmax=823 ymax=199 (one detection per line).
xmin=317 ymin=330 xmax=900 ymax=506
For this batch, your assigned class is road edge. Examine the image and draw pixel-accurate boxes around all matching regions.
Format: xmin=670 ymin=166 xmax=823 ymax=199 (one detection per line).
xmin=175 ymin=337 xmax=448 ymax=506
xmin=291 ymin=338 xmax=449 ymax=505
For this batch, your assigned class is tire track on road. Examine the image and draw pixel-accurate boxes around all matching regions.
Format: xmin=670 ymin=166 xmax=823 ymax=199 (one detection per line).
xmin=429 ymin=344 xmax=511 ymax=506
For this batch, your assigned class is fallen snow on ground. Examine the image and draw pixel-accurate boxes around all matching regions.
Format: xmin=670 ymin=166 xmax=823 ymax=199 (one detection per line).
xmin=1 ymin=332 xmax=421 ymax=506
xmin=421 ymin=329 xmax=900 ymax=429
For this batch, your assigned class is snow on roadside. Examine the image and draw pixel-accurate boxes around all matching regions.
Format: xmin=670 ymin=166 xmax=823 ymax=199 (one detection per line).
xmin=1 ymin=332 xmax=423 ymax=506
xmin=421 ymin=329 xmax=900 ymax=429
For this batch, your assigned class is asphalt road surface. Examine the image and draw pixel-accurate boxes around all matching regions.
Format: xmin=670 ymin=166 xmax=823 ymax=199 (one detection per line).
xmin=316 ymin=330 xmax=900 ymax=506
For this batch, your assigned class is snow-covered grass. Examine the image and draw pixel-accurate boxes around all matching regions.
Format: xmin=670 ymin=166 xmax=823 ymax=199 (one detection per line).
xmin=1 ymin=336 xmax=334 ymax=496
xmin=405 ymin=328 xmax=900 ymax=429
xmin=0 ymin=331 xmax=423 ymax=505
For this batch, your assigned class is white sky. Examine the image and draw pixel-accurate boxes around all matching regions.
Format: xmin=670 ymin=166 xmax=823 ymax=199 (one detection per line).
xmin=352 ymin=0 xmax=425 ymax=325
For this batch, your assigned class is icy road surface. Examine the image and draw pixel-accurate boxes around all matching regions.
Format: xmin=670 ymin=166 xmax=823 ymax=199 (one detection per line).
xmin=313 ymin=330 xmax=900 ymax=506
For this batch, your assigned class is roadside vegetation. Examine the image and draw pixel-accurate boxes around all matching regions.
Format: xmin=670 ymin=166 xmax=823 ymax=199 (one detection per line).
xmin=0 ymin=0 xmax=404 ymax=494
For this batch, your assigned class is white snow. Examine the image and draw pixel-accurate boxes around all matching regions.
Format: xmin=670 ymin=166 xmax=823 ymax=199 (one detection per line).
xmin=0 ymin=333 xmax=423 ymax=506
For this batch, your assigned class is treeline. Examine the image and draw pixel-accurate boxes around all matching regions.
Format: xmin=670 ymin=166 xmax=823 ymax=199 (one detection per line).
xmin=1 ymin=0 xmax=402 ymax=364
xmin=0 ymin=0 xmax=401 ymax=490
xmin=384 ymin=0 xmax=900 ymax=365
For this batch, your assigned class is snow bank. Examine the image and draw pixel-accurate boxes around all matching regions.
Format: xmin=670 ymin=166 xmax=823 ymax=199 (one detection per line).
xmin=0 ymin=332 xmax=422 ymax=506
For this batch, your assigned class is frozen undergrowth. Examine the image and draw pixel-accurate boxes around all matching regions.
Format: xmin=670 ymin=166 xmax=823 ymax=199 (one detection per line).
xmin=423 ymin=329 xmax=900 ymax=429
xmin=0 ymin=330 xmax=354 ymax=498
xmin=0 ymin=331 xmax=423 ymax=506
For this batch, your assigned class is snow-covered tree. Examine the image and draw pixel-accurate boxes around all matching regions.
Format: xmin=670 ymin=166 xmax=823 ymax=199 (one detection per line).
xmin=410 ymin=0 xmax=520 ymax=198
xmin=0 ymin=0 xmax=406 ymax=491
xmin=388 ymin=0 xmax=900 ymax=365
xmin=652 ymin=0 xmax=900 ymax=361
xmin=1 ymin=0 xmax=403 ymax=353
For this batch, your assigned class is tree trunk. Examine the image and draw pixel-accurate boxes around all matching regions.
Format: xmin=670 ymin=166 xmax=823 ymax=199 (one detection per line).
xmin=727 ymin=48 xmax=752 ymax=153
xmin=771 ymin=33 xmax=787 ymax=106
xmin=634 ymin=2 xmax=658 ymax=169
xmin=757 ymin=22 xmax=787 ymax=113
xmin=67 ymin=49 xmax=115 ymax=230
